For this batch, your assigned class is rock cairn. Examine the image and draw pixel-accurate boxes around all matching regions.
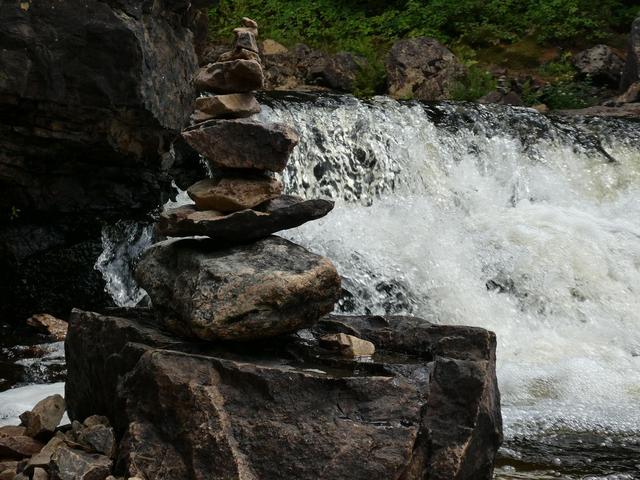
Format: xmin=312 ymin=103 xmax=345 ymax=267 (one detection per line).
xmin=136 ymin=18 xmax=344 ymax=342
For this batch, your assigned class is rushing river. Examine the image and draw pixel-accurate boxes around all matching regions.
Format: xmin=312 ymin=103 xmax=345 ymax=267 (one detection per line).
xmin=4 ymin=94 xmax=640 ymax=478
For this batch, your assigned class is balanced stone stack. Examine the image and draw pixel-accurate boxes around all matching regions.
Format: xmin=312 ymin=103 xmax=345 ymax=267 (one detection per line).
xmin=137 ymin=18 xmax=342 ymax=342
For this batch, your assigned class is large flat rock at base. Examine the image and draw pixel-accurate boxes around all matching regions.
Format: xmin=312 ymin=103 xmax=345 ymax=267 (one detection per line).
xmin=65 ymin=309 xmax=502 ymax=480
xmin=135 ymin=236 xmax=342 ymax=341
xmin=158 ymin=195 xmax=334 ymax=241
xmin=181 ymin=119 xmax=299 ymax=172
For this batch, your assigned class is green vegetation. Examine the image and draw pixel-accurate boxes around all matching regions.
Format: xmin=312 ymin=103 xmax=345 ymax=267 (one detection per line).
xmin=209 ymin=0 xmax=640 ymax=103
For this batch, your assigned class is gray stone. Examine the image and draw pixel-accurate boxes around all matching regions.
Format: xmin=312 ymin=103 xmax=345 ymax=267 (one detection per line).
xmin=386 ymin=37 xmax=466 ymax=100
xmin=50 ymin=446 xmax=112 ymax=480
xmin=157 ymin=195 xmax=334 ymax=241
xmin=195 ymin=60 xmax=264 ymax=93
xmin=19 ymin=395 xmax=65 ymax=438
xmin=181 ymin=119 xmax=299 ymax=172
xmin=573 ymin=44 xmax=625 ymax=87
xmin=135 ymin=236 xmax=341 ymax=341
xmin=77 ymin=425 xmax=116 ymax=458
xmin=233 ymin=28 xmax=259 ymax=52
xmin=194 ymin=93 xmax=261 ymax=119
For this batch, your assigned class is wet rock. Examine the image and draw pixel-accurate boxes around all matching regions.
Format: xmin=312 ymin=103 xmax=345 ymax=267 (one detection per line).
xmin=573 ymin=45 xmax=625 ymax=87
xmin=182 ymin=119 xmax=299 ymax=172
xmin=194 ymin=94 xmax=261 ymax=119
xmin=187 ymin=176 xmax=282 ymax=212
xmin=26 ymin=314 xmax=68 ymax=341
xmin=135 ymin=236 xmax=341 ymax=341
xmin=621 ymin=17 xmax=640 ymax=90
xmin=320 ymin=333 xmax=375 ymax=357
xmin=50 ymin=445 xmax=112 ymax=480
xmin=386 ymin=37 xmax=465 ymax=100
xmin=65 ymin=310 xmax=502 ymax=480
xmin=157 ymin=195 xmax=334 ymax=241
xmin=0 ymin=435 xmax=43 ymax=459
xmin=19 ymin=395 xmax=65 ymax=438
xmin=195 ymin=60 xmax=264 ymax=93
xmin=479 ymin=90 xmax=524 ymax=106
xmin=556 ymin=103 xmax=640 ymax=118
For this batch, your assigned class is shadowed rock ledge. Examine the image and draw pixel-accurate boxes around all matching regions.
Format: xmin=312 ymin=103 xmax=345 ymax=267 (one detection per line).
xmin=65 ymin=308 xmax=502 ymax=480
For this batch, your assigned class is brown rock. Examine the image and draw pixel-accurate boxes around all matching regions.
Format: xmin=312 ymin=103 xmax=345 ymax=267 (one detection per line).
xmin=262 ymin=39 xmax=288 ymax=56
xmin=187 ymin=176 xmax=282 ymax=212
xmin=65 ymin=311 xmax=502 ymax=480
xmin=233 ymin=28 xmax=259 ymax=50
xmin=0 ymin=461 xmax=18 ymax=475
xmin=194 ymin=94 xmax=261 ymax=119
xmin=0 ymin=426 xmax=27 ymax=438
xmin=135 ymin=236 xmax=342 ymax=341
xmin=195 ymin=60 xmax=263 ymax=93
xmin=32 ymin=467 xmax=48 ymax=480
xmin=26 ymin=313 xmax=68 ymax=341
xmin=0 ymin=435 xmax=43 ymax=459
xmin=25 ymin=433 xmax=67 ymax=473
xmin=320 ymin=333 xmax=376 ymax=357
xmin=217 ymin=48 xmax=261 ymax=64
xmin=19 ymin=395 xmax=65 ymax=438
xmin=0 ymin=469 xmax=16 ymax=480
xmin=50 ymin=445 xmax=112 ymax=480
xmin=157 ymin=195 xmax=334 ymax=242
xmin=83 ymin=416 xmax=110 ymax=429
xmin=181 ymin=119 xmax=299 ymax=172
xmin=241 ymin=17 xmax=258 ymax=29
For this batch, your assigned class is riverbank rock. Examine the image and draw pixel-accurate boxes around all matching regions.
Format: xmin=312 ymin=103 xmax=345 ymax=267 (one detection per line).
xmin=182 ymin=119 xmax=299 ymax=171
xmin=194 ymin=94 xmax=261 ymax=119
xmin=135 ymin=236 xmax=341 ymax=340
xmin=19 ymin=394 xmax=65 ymax=438
xmin=187 ymin=176 xmax=282 ymax=212
xmin=0 ymin=0 xmax=206 ymax=321
xmin=573 ymin=45 xmax=625 ymax=87
xmin=26 ymin=314 xmax=68 ymax=341
xmin=308 ymin=52 xmax=368 ymax=91
xmin=386 ymin=37 xmax=466 ymax=100
xmin=195 ymin=60 xmax=264 ymax=93
xmin=50 ymin=445 xmax=112 ymax=480
xmin=0 ymin=434 xmax=43 ymax=459
xmin=65 ymin=309 xmax=502 ymax=479
xmin=158 ymin=196 xmax=333 ymax=241
xmin=621 ymin=17 xmax=640 ymax=90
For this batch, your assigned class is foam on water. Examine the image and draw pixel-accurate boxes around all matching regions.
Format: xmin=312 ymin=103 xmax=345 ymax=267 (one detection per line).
xmin=97 ymin=94 xmax=640 ymax=441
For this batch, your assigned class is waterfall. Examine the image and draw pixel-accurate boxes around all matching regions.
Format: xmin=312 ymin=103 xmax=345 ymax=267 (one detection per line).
xmin=98 ymin=94 xmax=640 ymax=442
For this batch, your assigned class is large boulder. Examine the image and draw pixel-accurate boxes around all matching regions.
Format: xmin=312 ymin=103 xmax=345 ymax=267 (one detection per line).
xmin=621 ymin=17 xmax=640 ymax=91
xmin=158 ymin=195 xmax=334 ymax=241
xmin=181 ymin=119 xmax=300 ymax=171
xmin=135 ymin=236 xmax=341 ymax=340
xmin=0 ymin=0 xmax=206 ymax=321
xmin=386 ymin=37 xmax=465 ymax=100
xmin=573 ymin=45 xmax=625 ymax=87
xmin=65 ymin=309 xmax=502 ymax=479
xmin=307 ymin=52 xmax=368 ymax=91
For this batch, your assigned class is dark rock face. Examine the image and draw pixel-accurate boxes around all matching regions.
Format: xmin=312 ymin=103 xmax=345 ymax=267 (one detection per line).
xmin=621 ymin=17 xmax=640 ymax=91
xmin=573 ymin=45 xmax=625 ymax=87
xmin=182 ymin=119 xmax=300 ymax=172
xmin=65 ymin=309 xmax=502 ymax=480
xmin=0 ymin=0 xmax=206 ymax=321
xmin=308 ymin=52 xmax=368 ymax=91
xmin=386 ymin=37 xmax=466 ymax=100
xmin=158 ymin=195 xmax=334 ymax=241
xmin=135 ymin=236 xmax=341 ymax=340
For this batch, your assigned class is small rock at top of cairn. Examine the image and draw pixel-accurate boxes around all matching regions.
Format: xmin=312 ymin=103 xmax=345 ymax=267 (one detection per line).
xmin=136 ymin=18 xmax=341 ymax=342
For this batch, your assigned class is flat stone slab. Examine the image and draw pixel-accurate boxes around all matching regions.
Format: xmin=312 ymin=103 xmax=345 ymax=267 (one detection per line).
xmin=182 ymin=118 xmax=299 ymax=172
xmin=194 ymin=93 xmax=261 ymax=119
xmin=157 ymin=195 xmax=333 ymax=241
xmin=187 ymin=175 xmax=282 ymax=212
xmin=195 ymin=59 xmax=264 ymax=93
xmin=135 ymin=236 xmax=341 ymax=341
xmin=65 ymin=310 xmax=502 ymax=480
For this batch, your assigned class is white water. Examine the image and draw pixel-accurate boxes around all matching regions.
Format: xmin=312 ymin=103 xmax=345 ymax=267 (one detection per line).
xmin=99 ymin=95 xmax=640 ymax=441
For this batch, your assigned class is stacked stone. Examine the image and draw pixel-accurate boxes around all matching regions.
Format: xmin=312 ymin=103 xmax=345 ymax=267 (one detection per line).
xmin=159 ymin=17 xmax=334 ymax=243
xmin=137 ymin=19 xmax=342 ymax=342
